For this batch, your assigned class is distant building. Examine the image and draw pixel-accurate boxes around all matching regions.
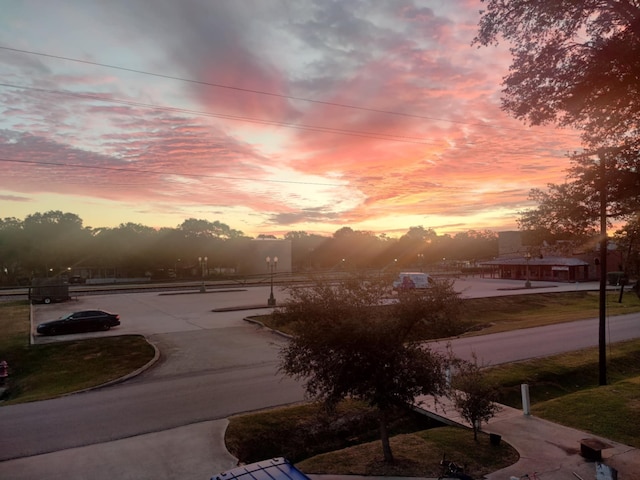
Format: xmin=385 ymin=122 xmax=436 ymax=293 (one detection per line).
xmin=479 ymin=231 xmax=622 ymax=283
xmin=479 ymin=255 xmax=590 ymax=282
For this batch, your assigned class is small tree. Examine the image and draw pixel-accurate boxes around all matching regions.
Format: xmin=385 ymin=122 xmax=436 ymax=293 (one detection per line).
xmin=449 ymin=353 xmax=501 ymax=441
xmin=278 ymin=273 xmax=459 ymax=463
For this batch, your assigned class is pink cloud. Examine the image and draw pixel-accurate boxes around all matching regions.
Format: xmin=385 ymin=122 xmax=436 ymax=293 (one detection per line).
xmin=0 ymin=1 xmax=586 ymax=236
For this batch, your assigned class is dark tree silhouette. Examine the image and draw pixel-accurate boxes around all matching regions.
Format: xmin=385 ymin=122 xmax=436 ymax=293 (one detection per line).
xmin=277 ymin=273 xmax=461 ymax=463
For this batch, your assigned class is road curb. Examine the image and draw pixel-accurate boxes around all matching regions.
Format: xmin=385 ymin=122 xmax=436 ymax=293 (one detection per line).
xmin=243 ymin=315 xmax=292 ymax=340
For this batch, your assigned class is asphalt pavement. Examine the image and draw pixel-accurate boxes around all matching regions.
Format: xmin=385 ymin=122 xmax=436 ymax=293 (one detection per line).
xmin=3 ymin=279 xmax=640 ymax=479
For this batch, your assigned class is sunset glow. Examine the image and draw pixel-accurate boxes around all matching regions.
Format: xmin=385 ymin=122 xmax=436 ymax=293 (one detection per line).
xmin=0 ymin=1 xmax=582 ymax=237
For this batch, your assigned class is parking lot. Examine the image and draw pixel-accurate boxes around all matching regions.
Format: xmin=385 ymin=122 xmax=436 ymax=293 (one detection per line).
xmin=29 ymin=277 xmax=607 ymax=346
xmin=30 ymin=285 xmax=281 ymax=345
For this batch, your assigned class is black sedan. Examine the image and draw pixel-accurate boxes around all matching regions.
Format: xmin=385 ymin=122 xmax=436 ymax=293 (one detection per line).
xmin=36 ymin=310 xmax=120 ymax=335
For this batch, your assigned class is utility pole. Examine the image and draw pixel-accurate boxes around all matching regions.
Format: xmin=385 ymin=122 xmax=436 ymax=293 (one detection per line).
xmin=598 ymin=151 xmax=607 ymax=386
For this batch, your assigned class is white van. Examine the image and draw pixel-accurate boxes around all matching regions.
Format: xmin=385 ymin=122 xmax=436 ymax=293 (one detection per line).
xmin=392 ymin=272 xmax=433 ymax=290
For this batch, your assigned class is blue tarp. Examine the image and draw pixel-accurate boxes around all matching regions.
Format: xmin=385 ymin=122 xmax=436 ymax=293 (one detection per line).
xmin=212 ymin=457 xmax=310 ymax=480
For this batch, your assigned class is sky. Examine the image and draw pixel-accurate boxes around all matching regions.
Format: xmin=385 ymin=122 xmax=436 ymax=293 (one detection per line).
xmin=0 ymin=0 xmax=582 ymax=238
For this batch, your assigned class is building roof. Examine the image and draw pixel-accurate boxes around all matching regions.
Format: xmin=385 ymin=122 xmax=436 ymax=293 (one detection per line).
xmin=212 ymin=458 xmax=310 ymax=480
xmin=479 ymin=256 xmax=589 ymax=267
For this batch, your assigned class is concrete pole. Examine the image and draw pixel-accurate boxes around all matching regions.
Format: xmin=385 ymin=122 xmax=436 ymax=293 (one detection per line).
xmin=521 ymin=384 xmax=531 ymax=415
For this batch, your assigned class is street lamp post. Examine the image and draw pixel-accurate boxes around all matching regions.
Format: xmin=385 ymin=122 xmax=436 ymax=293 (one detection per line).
xmin=198 ymin=256 xmax=208 ymax=293
xmin=524 ymin=252 xmax=532 ymax=288
xmin=266 ymin=256 xmax=278 ymax=306
xmin=417 ymin=253 xmax=424 ymax=272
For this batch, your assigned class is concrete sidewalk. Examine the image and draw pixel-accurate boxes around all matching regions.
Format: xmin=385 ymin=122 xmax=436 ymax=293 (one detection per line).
xmin=3 ymin=400 xmax=638 ymax=480
xmin=415 ymin=393 xmax=640 ymax=479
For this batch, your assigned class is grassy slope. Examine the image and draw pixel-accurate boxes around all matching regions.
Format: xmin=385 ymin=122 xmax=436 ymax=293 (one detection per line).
xmin=485 ymin=338 xmax=640 ymax=448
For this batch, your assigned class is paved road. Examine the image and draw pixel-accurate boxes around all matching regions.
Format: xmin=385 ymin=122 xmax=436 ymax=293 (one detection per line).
xmin=1 ymin=322 xmax=306 ymax=461
xmin=1 ymin=278 xmax=637 ymax=476
xmin=435 ymin=311 xmax=640 ymax=365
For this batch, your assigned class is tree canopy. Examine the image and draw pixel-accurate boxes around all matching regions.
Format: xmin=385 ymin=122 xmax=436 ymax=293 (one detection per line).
xmin=178 ymin=218 xmax=245 ymax=239
xmin=277 ymin=274 xmax=462 ymax=462
xmin=475 ymin=0 xmax=640 ymax=151
xmin=476 ymin=2 xmax=640 ymax=250
xmin=0 ymin=211 xmax=500 ymax=285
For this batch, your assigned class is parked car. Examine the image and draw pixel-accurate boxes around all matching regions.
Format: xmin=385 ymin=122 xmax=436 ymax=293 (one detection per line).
xmin=392 ymin=272 xmax=434 ymax=291
xmin=36 ymin=310 xmax=120 ymax=335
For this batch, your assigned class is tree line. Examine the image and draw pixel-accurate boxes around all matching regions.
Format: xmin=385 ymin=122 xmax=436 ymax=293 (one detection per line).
xmin=0 ymin=211 xmax=499 ymax=285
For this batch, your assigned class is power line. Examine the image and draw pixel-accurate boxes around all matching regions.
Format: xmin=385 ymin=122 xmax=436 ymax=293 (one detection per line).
xmin=0 ymin=82 xmax=445 ymax=145
xmin=0 ymin=82 xmax=579 ymax=155
xmin=0 ymin=44 xmax=578 ymax=136
xmin=0 ymin=157 xmax=344 ymax=187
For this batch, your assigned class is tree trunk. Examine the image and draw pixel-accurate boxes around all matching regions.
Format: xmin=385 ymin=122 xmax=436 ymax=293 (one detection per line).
xmin=378 ymin=408 xmax=394 ymax=463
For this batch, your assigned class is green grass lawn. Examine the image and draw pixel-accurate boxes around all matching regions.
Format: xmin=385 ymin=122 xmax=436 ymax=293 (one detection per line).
xmin=532 ymin=377 xmax=640 ymax=448
xmin=0 ymin=301 xmax=155 ymax=405
xmin=484 ymin=338 xmax=640 ymax=448
xmin=463 ymin=290 xmax=640 ymax=334
xmin=254 ymin=290 xmax=640 ymax=338
xmin=225 ymin=401 xmax=518 ymax=478
xmin=297 ymin=427 xmax=518 ymax=478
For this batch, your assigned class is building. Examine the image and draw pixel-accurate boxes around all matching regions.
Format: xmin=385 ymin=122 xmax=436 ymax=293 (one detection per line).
xmin=479 ymin=256 xmax=590 ymax=282
xmin=478 ymin=231 xmax=622 ymax=283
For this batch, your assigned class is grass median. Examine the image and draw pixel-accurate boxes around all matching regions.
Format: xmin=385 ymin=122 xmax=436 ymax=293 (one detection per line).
xmin=0 ymin=301 xmax=155 ymax=405
xmin=254 ymin=290 xmax=640 ymax=338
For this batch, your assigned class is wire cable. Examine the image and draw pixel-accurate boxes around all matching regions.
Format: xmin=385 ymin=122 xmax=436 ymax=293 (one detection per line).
xmin=0 ymin=157 xmax=343 ymax=187
xmin=0 ymin=82 xmax=449 ymax=146
xmin=0 ymin=82 xmax=580 ymax=157
xmin=0 ymin=45 xmax=579 ymax=136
